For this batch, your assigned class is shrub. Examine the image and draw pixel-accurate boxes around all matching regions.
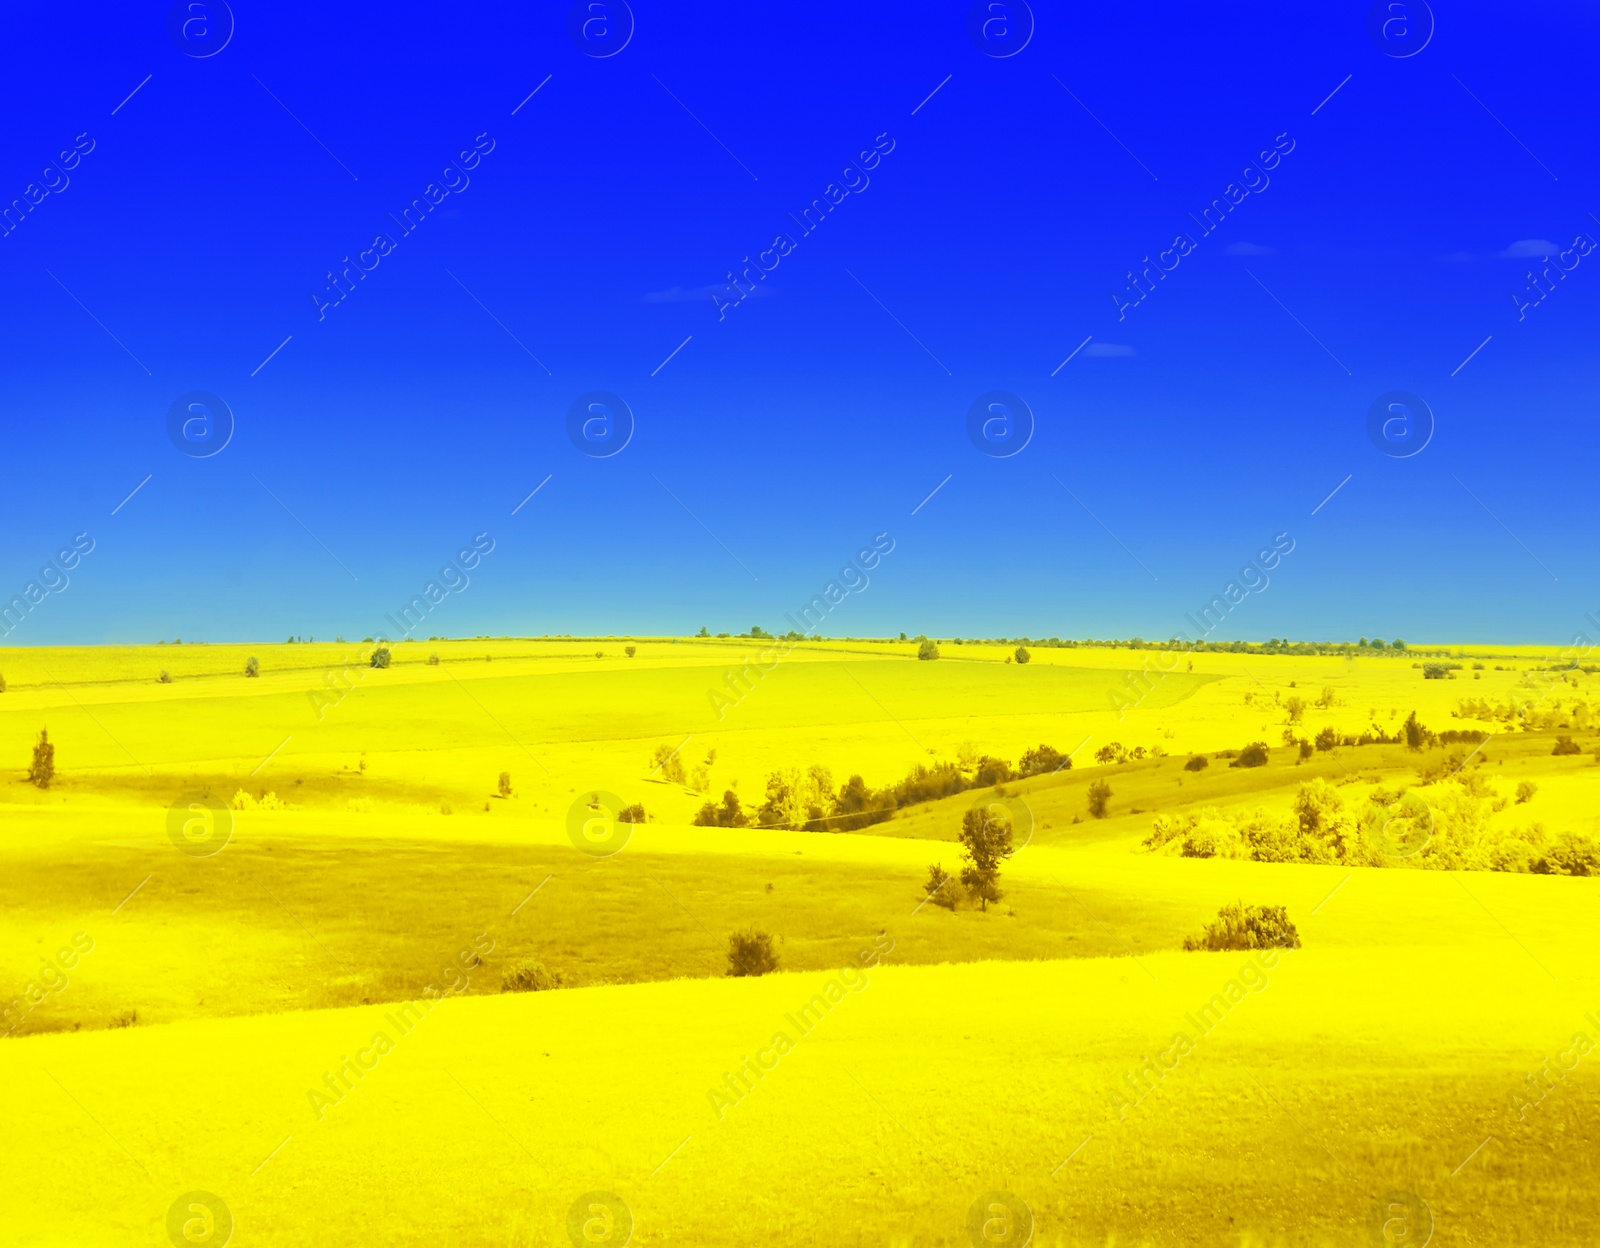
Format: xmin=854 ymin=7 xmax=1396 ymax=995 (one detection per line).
xmin=917 ymin=639 xmax=939 ymax=661
xmin=1183 ymin=753 xmax=1209 ymax=772
xmin=498 ymin=771 xmax=512 ymax=798
xmin=1553 ymin=735 xmax=1582 ymax=756
xmin=923 ymin=863 xmax=957 ymax=910
xmin=625 ymin=645 xmax=637 ymax=658
xmin=427 ymin=653 xmax=440 ymax=665
xmin=616 ymin=803 xmax=648 ymax=823
xmin=27 ymin=729 xmax=55 ymax=788
xmin=0 ymin=673 xmax=6 ymax=692
xmin=1087 ymin=779 xmax=1112 ymax=819
xmin=1535 ymin=832 xmax=1600 ymax=876
xmin=244 ymin=656 xmax=260 ymax=678
xmin=1515 ymin=780 xmax=1537 ymax=804
xmin=1230 ymin=741 xmax=1270 ymax=768
xmin=1284 ymin=696 xmax=1306 ymax=724
xmin=693 ymin=790 xmax=750 ymax=827
xmin=1183 ymin=903 xmax=1301 ymax=952
xmin=158 ymin=670 xmax=172 ymax=683
xmin=1095 ymin=743 xmax=1128 ymax=765
xmin=1297 ymin=740 xmax=1314 ymax=762
xmin=652 ymin=742 xmax=687 ymax=784
xmin=1315 ymin=726 xmax=1339 ymax=752
xmin=1014 ymin=646 xmax=1031 ymax=665
xmin=1017 ymin=744 xmax=1068 ymax=776
xmin=727 ymin=927 xmax=779 ymax=977
xmin=502 ymin=961 xmax=564 ymax=993
xmin=595 ymin=650 xmax=603 ymax=658
xmin=370 ymin=647 xmax=391 ymax=669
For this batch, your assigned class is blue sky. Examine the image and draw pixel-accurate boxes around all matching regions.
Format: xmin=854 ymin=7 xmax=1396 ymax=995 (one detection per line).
xmin=2 ymin=0 xmax=1596 ymax=645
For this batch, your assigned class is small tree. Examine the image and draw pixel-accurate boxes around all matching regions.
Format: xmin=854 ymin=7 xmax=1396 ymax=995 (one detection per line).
xmin=918 ymin=639 xmax=940 ymax=661
xmin=158 ymin=670 xmax=172 ymax=684
xmin=28 ymin=728 xmax=55 ymax=788
xmin=1014 ymin=646 xmax=1031 ymax=665
xmin=727 ymin=927 xmax=779 ymax=977
xmin=0 ymin=673 xmax=7 ymax=692
xmin=368 ymin=646 xmax=391 ymax=669
xmin=652 ymin=742 xmax=687 ymax=783
xmin=625 ymin=645 xmax=637 ymax=658
xmin=1087 ymin=779 xmax=1112 ymax=818
xmin=498 ymin=771 xmax=512 ymax=798
xmin=958 ymin=805 xmax=1015 ymax=912
xmin=244 ymin=656 xmax=260 ymax=678
xmin=923 ymin=863 xmax=957 ymax=910
xmin=1230 ymin=741 xmax=1270 ymax=768
xmin=1284 ymin=696 xmax=1306 ymax=724
xmin=1515 ymin=780 xmax=1537 ymax=804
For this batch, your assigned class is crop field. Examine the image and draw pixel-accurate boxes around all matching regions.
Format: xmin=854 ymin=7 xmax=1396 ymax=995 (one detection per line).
xmin=3 ymin=639 xmax=1598 ymax=1246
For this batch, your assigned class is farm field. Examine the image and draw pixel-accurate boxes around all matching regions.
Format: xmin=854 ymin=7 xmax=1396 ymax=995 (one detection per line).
xmin=3 ymin=638 xmax=1598 ymax=1246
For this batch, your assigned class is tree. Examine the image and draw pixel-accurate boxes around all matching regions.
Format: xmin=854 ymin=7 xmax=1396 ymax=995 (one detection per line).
xmin=244 ymin=656 xmax=260 ymax=677
xmin=918 ymin=639 xmax=940 ymax=661
xmin=27 ymin=728 xmax=55 ymax=788
xmin=696 ymin=626 xmax=710 ymax=637
xmin=923 ymin=863 xmax=958 ymax=909
xmin=1087 ymin=779 xmax=1112 ymax=818
xmin=625 ymin=645 xmax=637 ymax=657
xmin=959 ymin=805 xmax=1015 ymax=911
xmin=498 ymin=771 xmax=512 ymax=798
xmin=1017 ymin=744 xmax=1067 ymax=776
xmin=1014 ymin=646 xmax=1031 ymax=665
xmin=370 ymin=647 xmax=391 ymax=669
xmin=1284 ymin=696 xmax=1306 ymax=724
xmin=1515 ymin=780 xmax=1537 ymax=804
xmin=1095 ymin=743 xmax=1128 ymax=765
xmin=1230 ymin=741 xmax=1270 ymax=768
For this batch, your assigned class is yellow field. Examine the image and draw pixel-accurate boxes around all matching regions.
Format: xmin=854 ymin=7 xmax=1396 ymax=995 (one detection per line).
xmin=3 ymin=639 xmax=1597 ymax=1245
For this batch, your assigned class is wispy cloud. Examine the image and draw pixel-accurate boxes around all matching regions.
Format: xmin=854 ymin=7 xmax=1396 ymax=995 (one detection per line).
xmin=643 ymin=284 xmax=770 ymax=304
xmin=1224 ymin=241 xmax=1275 ymax=257
xmin=1500 ymin=239 xmax=1558 ymax=258
xmin=1082 ymin=342 xmax=1136 ymax=357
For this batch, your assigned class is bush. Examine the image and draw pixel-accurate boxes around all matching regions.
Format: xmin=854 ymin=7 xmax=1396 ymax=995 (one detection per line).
xmin=498 ymin=771 xmax=512 ymax=798
xmin=1553 ymin=735 xmax=1582 ymax=756
xmin=502 ymin=961 xmax=564 ymax=993
xmin=27 ymin=729 xmax=55 ymax=788
xmin=1014 ymin=646 xmax=1031 ymax=665
xmin=616 ymin=803 xmax=648 ymax=823
xmin=727 ymin=927 xmax=779 ymax=977
xmin=652 ymin=742 xmax=687 ymax=784
xmin=427 ymin=653 xmax=440 ymax=665
xmin=244 ymin=656 xmax=260 ymax=678
xmin=693 ymin=790 xmax=750 ymax=827
xmin=370 ymin=647 xmax=391 ymax=669
xmin=923 ymin=863 xmax=957 ymax=910
xmin=1017 ymin=744 xmax=1067 ymax=776
xmin=1087 ymin=778 xmax=1112 ymax=819
xmin=1230 ymin=741 xmax=1270 ymax=768
xmin=158 ymin=670 xmax=172 ymax=683
xmin=1515 ymin=780 xmax=1537 ymax=804
xmin=1535 ymin=832 xmax=1600 ymax=876
xmin=1183 ymin=903 xmax=1301 ymax=952
xmin=625 ymin=645 xmax=637 ymax=658
xmin=0 ymin=673 xmax=6 ymax=693
xmin=1314 ymin=726 xmax=1339 ymax=752
xmin=1183 ymin=753 xmax=1209 ymax=772
xmin=917 ymin=639 xmax=939 ymax=661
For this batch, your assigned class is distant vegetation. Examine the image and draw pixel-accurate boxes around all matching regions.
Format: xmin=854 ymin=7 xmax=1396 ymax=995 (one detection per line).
xmin=727 ymin=928 xmax=779 ymax=977
xmin=27 ymin=729 xmax=54 ymax=788
xmin=1184 ymin=903 xmax=1301 ymax=952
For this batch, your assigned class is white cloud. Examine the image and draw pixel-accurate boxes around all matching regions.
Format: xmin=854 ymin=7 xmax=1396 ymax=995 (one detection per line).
xmin=1082 ymin=343 xmax=1136 ymax=357
xmin=1224 ymin=241 xmax=1276 ymax=256
xmin=1500 ymin=239 xmax=1558 ymax=258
